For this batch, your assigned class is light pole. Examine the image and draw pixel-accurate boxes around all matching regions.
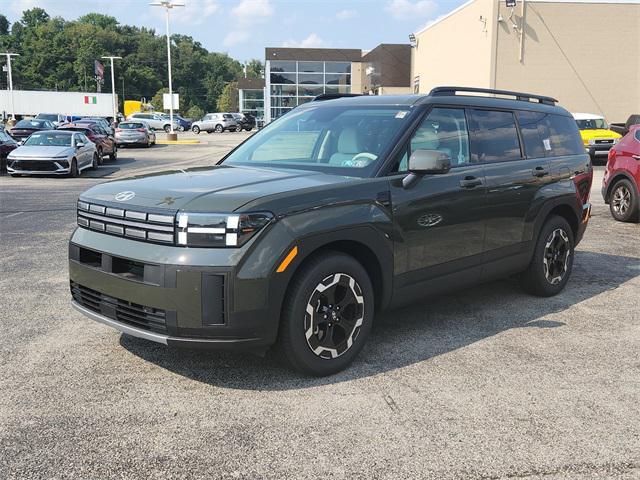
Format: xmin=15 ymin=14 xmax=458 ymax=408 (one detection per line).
xmin=101 ymin=56 xmax=122 ymax=124
xmin=1 ymin=53 xmax=20 ymax=121
xmin=150 ymin=0 xmax=183 ymax=137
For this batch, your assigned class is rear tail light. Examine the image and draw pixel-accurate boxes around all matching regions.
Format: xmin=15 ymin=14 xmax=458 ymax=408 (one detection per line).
xmin=137 ymin=128 xmax=146 ymax=132
xmin=115 ymin=128 xmax=122 ymax=132
xmin=608 ymin=148 xmax=616 ymax=163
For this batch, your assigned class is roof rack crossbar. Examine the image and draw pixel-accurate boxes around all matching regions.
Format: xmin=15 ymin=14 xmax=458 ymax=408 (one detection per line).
xmin=429 ymin=86 xmax=557 ymax=105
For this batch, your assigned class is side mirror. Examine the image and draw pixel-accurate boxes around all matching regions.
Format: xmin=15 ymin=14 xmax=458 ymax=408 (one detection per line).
xmin=18 ymin=140 xmax=24 ymax=146
xmin=403 ymin=149 xmax=451 ymax=188
xmin=75 ymin=142 xmax=84 ymax=148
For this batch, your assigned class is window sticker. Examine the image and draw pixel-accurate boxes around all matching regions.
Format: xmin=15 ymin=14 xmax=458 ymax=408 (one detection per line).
xmin=395 ymin=111 xmax=408 ymax=119
xmin=543 ymin=138 xmax=552 ymax=151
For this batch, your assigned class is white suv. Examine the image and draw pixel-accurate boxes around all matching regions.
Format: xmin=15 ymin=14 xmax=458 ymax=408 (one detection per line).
xmin=127 ymin=113 xmax=178 ymax=132
xmin=191 ymin=113 xmax=238 ymax=134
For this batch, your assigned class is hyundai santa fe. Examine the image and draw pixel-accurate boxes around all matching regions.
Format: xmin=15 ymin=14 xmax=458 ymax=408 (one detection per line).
xmin=69 ymin=87 xmax=593 ymax=376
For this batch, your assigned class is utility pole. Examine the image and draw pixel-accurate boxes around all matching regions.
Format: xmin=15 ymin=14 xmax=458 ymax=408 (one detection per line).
xmin=150 ymin=0 xmax=183 ymax=138
xmin=1 ymin=53 xmax=20 ymax=120
xmin=102 ymin=56 xmax=122 ymax=123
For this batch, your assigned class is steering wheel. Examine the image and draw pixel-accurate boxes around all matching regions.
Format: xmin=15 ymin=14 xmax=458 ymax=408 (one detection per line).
xmin=342 ymin=152 xmax=378 ymax=168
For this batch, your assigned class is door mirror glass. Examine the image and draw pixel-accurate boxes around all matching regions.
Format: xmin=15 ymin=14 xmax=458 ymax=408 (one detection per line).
xmin=408 ymin=149 xmax=451 ymax=174
xmin=75 ymin=141 xmax=84 ymax=148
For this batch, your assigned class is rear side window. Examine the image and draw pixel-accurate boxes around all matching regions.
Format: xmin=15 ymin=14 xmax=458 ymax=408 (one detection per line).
xmin=517 ymin=111 xmax=547 ymax=158
xmin=635 ymin=130 xmax=640 ymax=142
xmin=469 ymin=109 xmax=522 ymax=162
xmin=545 ymin=115 xmax=584 ymax=156
xmin=517 ymin=111 xmax=583 ymax=157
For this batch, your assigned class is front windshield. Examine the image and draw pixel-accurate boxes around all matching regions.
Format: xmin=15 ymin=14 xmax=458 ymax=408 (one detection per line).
xmin=36 ymin=114 xmax=58 ymax=121
xmin=576 ymin=118 xmax=608 ymax=130
xmin=223 ymin=105 xmax=413 ymax=176
xmin=24 ymin=132 xmax=72 ymax=147
xmin=16 ymin=119 xmax=47 ymax=128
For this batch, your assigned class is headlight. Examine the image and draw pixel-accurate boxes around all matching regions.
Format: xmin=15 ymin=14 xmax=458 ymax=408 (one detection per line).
xmin=176 ymin=212 xmax=273 ymax=247
xmin=612 ymin=138 xmax=619 ymax=144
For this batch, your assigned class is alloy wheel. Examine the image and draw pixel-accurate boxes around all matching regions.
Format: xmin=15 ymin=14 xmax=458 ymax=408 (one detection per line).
xmin=543 ymin=228 xmax=571 ymax=285
xmin=612 ymin=185 xmax=631 ymax=216
xmin=304 ymin=273 xmax=364 ymax=359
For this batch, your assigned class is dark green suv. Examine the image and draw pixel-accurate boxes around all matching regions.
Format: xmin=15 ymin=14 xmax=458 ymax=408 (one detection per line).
xmin=69 ymin=87 xmax=593 ymax=376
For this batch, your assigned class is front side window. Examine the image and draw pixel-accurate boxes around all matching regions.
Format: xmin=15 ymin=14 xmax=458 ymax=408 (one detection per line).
xmin=394 ymin=107 xmax=470 ymax=172
xmin=469 ymin=109 xmax=522 ymax=162
xmin=224 ymin=105 xmax=414 ymax=177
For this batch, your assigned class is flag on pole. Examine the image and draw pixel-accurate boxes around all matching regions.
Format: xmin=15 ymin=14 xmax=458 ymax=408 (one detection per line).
xmin=94 ymin=60 xmax=104 ymax=80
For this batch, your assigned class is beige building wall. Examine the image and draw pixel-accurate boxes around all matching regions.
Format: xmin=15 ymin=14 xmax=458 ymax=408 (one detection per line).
xmin=412 ymin=0 xmax=497 ymax=93
xmin=495 ymin=1 xmax=640 ymax=122
xmin=379 ymin=86 xmax=414 ymax=95
xmin=351 ymin=62 xmax=363 ymax=94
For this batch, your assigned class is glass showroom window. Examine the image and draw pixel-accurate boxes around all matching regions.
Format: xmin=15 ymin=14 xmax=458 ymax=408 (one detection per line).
xmin=268 ymin=60 xmax=353 ymax=121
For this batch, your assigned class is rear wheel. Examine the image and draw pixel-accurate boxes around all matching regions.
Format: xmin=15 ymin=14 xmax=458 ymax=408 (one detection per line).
xmin=278 ymin=252 xmax=374 ymax=376
xmin=178 ymin=125 xmax=185 ymax=132
xmin=192 ymin=125 xmax=201 ymax=134
xmin=163 ymin=124 xmax=171 ymax=133
xmin=96 ymin=148 xmax=104 ymax=165
xmin=519 ymin=215 xmax=574 ymax=297
xmin=214 ymin=124 xmax=223 ymax=133
xmin=236 ymin=125 xmax=243 ymax=132
xmin=109 ymin=147 xmax=117 ymax=162
xmin=91 ymin=153 xmax=99 ymax=169
xmin=609 ymin=179 xmax=639 ymax=222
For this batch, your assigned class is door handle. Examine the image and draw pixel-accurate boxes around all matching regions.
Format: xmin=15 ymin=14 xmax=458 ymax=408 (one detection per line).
xmin=459 ymin=176 xmax=483 ymax=189
xmin=633 ymin=155 xmax=640 ymax=160
xmin=532 ymin=166 xmax=550 ymax=177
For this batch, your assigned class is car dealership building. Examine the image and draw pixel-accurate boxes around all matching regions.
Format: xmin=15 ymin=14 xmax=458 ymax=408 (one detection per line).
xmin=410 ymin=0 xmax=640 ymax=122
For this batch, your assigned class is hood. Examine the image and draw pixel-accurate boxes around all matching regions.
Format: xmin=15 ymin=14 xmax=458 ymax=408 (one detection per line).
xmin=579 ymin=129 xmax=621 ymax=140
xmin=80 ymin=165 xmax=353 ymax=212
xmin=9 ymin=145 xmax=74 ymax=159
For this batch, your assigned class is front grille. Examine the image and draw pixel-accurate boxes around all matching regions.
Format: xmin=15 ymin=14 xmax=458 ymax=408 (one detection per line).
xmin=594 ymin=139 xmax=614 ymax=145
xmin=71 ymin=281 xmax=167 ymax=334
xmin=11 ymin=160 xmax=59 ymax=171
xmin=77 ymin=200 xmax=175 ymax=244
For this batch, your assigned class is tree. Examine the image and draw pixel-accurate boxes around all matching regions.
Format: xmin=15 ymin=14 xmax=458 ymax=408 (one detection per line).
xmin=216 ymin=82 xmax=238 ymax=112
xmin=151 ymin=87 xmax=169 ymax=111
xmin=186 ymin=105 xmax=204 ymax=120
xmin=20 ymin=8 xmax=50 ymax=29
xmin=0 ymin=15 xmax=9 ymax=36
xmin=245 ymin=59 xmax=264 ymax=78
xmin=77 ymin=13 xmax=118 ymax=30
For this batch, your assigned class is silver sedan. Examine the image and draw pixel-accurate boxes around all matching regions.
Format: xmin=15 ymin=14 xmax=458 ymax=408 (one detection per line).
xmin=6 ymin=130 xmax=99 ymax=177
xmin=115 ymin=121 xmax=156 ymax=147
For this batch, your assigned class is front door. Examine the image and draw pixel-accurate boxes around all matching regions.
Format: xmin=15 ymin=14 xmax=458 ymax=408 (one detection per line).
xmin=390 ymin=107 xmax=487 ymax=291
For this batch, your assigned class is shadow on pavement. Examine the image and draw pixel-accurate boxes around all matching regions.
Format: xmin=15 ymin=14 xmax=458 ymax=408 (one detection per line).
xmin=120 ymin=250 xmax=639 ymax=389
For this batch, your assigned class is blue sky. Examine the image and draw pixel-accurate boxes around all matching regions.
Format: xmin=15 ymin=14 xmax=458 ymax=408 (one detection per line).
xmin=5 ymin=0 xmax=467 ymax=61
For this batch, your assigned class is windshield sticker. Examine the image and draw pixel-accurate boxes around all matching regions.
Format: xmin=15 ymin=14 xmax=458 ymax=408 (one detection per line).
xmin=395 ymin=111 xmax=408 ymax=119
xmin=543 ymin=138 xmax=552 ymax=151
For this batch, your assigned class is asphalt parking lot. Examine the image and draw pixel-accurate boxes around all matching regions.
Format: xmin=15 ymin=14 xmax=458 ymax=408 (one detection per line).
xmin=1 ymin=134 xmax=639 ymax=479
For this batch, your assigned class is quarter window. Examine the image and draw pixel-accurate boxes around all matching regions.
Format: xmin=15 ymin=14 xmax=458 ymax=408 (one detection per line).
xmin=469 ymin=109 xmax=522 ymax=162
xmin=635 ymin=130 xmax=640 ymax=142
xmin=517 ymin=111 xmax=584 ymax=157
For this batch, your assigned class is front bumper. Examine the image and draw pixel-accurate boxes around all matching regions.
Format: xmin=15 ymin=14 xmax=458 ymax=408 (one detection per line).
xmin=7 ymin=158 xmax=71 ymax=175
xmin=586 ymin=144 xmax=614 ymax=156
xmin=68 ymin=228 xmax=281 ymax=351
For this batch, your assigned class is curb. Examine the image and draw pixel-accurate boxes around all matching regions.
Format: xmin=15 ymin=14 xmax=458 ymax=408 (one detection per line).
xmin=155 ymin=139 xmax=201 ymax=145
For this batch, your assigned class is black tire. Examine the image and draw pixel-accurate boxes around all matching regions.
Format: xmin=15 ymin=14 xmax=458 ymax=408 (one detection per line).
xmin=96 ymin=148 xmax=104 ymax=165
xmin=163 ymin=124 xmax=171 ymax=133
xmin=278 ymin=252 xmax=374 ymax=376
xmin=192 ymin=125 xmax=200 ymax=134
xmin=214 ymin=124 xmax=223 ymax=133
xmin=178 ymin=125 xmax=185 ymax=132
xmin=519 ymin=215 xmax=574 ymax=297
xmin=108 ymin=147 xmax=117 ymax=162
xmin=236 ymin=125 xmax=243 ymax=132
xmin=69 ymin=158 xmax=80 ymax=178
xmin=91 ymin=153 xmax=99 ymax=169
xmin=609 ymin=179 xmax=639 ymax=223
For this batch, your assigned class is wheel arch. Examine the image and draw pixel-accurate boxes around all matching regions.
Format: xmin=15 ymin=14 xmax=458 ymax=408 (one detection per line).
xmin=605 ymin=171 xmax=639 ymax=203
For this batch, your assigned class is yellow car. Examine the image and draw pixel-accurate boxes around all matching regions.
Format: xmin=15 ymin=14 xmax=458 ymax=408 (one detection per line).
xmin=573 ymin=113 xmax=621 ymax=161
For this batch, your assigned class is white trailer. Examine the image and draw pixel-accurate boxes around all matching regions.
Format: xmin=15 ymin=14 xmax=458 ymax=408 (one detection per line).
xmin=0 ymin=89 xmax=117 ymax=118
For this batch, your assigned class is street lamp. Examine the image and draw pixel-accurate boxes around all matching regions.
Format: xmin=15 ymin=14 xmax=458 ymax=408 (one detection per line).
xmin=150 ymin=0 xmax=184 ymax=137
xmin=101 ymin=56 xmax=122 ymax=124
xmin=1 ymin=52 xmax=20 ymax=121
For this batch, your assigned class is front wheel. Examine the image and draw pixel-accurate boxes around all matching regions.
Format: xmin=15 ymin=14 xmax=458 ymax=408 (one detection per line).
xmin=178 ymin=125 xmax=185 ymax=132
xmin=214 ymin=124 xmax=223 ymax=133
xmin=609 ymin=179 xmax=639 ymax=223
xmin=91 ymin=153 xmax=99 ymax=169
xmin=519 ymin=215 xmax=574 ymax=297
xmin=109 ymin=147 xmax=117 ymax=162
xmin=192 ymin=125 xmax=200 ymax=134
xmin=278 ymin=252 xmax=374 ymax=376
xmin=96 ymin=148 xmax=104 ymax=165
xmin=69 ymin=158 xmax=80 ymax=178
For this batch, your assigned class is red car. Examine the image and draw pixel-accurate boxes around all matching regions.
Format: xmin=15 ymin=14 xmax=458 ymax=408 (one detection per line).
xmin=602 ymin=125 xmax=640 ymax=222
xmin=58 ymin=121 xmax=117 ymax=164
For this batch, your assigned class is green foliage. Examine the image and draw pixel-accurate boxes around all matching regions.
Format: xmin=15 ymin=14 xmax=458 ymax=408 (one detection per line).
xmin=216 ymin=82 xmax=239 ymax=112
xmin=151 ymin=87 xmax=169 ymax=111
xmin=186 ymin=105 xmax=204 ymax=121
xmin=245 ymin=59 xmax=264 ymax=78
xmin=2 ymin=7 xmax=244 ymax=115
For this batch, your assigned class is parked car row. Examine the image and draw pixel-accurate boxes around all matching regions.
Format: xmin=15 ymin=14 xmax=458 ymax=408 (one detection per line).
xmin=191 ymin=112 xmax=255 ymax=134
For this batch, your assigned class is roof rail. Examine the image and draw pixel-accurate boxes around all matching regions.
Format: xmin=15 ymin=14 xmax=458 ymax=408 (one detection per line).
xmin=429 ymin=86 xmax=557 ymax=105
xmin=312 ymin=93 xmax=365 ymax=102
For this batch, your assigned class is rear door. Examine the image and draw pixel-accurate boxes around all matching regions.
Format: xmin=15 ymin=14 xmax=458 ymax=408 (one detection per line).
xmin=471 ymin=109 xmax=554 ymax=275
xmin=389 ymin=106 xmax=488 ymax=289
